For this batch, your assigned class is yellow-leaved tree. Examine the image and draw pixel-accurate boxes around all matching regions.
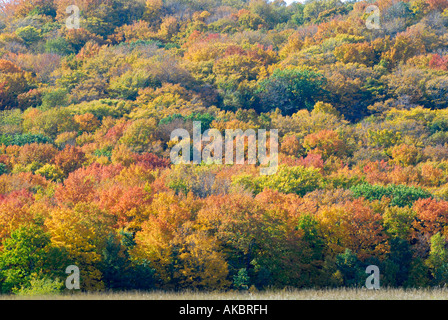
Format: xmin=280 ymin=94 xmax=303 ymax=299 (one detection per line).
xmin=45 ymin=202 xmax=114 ymax=291
xmin=130 ymin=192 xmax=229 ymax=289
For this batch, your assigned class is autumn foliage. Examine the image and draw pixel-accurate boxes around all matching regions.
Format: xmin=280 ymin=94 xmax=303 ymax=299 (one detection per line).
xmin=1 ymin=0 xmax=448 ymax=293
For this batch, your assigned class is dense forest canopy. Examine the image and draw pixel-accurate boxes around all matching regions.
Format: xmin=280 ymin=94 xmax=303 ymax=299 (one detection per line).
xmin=0 ymin=0 xmax=448 ymax=294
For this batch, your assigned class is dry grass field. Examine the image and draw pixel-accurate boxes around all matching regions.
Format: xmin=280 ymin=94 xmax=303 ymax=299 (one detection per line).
xmin=2 ymin=288 xmax=448 ymax=300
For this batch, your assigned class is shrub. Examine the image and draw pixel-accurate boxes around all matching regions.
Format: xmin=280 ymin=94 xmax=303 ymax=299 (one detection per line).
xmin=54 ymin=145 xmax=86 ymax=177
xmin=35 ymin=164 xmax=64 ymax=182
xmin=234 ymin=165 xmax=322 ymax=196
xmin=335 ymin=249 xmax=365 ymax=287
xmin=256 ymin=68 xmax=327 ymax=115
xmin=303 ymin=129 xmax=347 ymax=160
xmin=14 ymin=276 xmax=64 ymax=296
xmin=119 ymin=119 xmax=157 ymax=153
xmin=16 ymin=26 xmax=41 ymax=46
xmin=391 ymin=143 xmax=422 ymax=166
xmin=0 ymin=163 xmax=7 ymax=175
xmin=233 ymin=268 xmax=250 ymax=291
xmin=350 ymin=183 xmax=432 ymax=207
xmin=0 ymin=134 xmax=52 ymax=147
xmin=16 ymin=143 xmax=58 ymax=167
